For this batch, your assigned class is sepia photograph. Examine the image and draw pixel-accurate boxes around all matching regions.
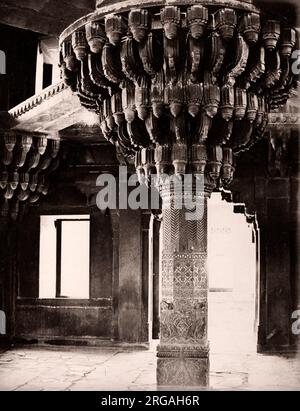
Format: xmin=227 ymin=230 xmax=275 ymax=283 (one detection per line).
xmin=0 ymin=0 xmax=299 ymax=396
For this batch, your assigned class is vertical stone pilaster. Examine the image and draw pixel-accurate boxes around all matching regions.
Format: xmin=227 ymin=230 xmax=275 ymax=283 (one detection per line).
xmin=141 ymin=212 xmax=151 ymax=343
xmin=111 ymin=209 xmax=150 ymax=344
xmin=152 ymin=215 xmax=162 ymax=340
xmin=110 ymin=209 xmax=120 ymax=341
xmin=290 ymin=133 xmax=300 ymax=350
xmin=157 ymin=186 xmax=209 ymax=388
xmin=264 ymin=178 xmax=291 ymax=350
xmin=118 ymin=209 xmax=144 ymax=343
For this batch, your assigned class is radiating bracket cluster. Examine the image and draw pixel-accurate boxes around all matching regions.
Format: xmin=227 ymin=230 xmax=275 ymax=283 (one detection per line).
xmin=59 ymin=3 xmax=298 ymax=193
xmin=0 ymin=133 xmax=60 ymax=220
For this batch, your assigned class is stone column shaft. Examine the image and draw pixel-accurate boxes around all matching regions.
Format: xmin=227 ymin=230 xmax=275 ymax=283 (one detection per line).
xmin=157 ymin=186 xmax=209 ymax=387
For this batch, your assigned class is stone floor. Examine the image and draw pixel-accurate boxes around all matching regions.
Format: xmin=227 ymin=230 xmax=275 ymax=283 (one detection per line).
xmin=0 ymin=345 xmax=299 ymax=391
xmin=1 ymin=294 xmax=299 ymax=391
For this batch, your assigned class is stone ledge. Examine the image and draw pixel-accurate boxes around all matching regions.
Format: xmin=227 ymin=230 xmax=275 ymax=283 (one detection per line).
xmin=8 ymin=81 xmax=99 ymax=135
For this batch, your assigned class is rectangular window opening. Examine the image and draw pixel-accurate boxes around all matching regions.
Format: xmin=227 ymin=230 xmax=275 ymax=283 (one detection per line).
xmin=39 ymin=215 xmax=90 ymax=299
xmin=43 ymin=63 xmax=53 ymax=89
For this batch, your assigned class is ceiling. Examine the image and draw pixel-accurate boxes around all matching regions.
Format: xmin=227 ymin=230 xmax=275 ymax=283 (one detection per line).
xmin=0 ymin=0 xmax=95 ymax=36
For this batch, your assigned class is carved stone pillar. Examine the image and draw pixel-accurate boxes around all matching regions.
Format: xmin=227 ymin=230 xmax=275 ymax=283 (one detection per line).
xmin=157 ymin=185 xmax=209 ymax=388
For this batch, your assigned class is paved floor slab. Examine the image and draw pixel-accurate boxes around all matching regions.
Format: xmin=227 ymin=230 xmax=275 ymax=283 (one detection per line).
xmin=0 ymin=346 xmax=299 ymax=391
